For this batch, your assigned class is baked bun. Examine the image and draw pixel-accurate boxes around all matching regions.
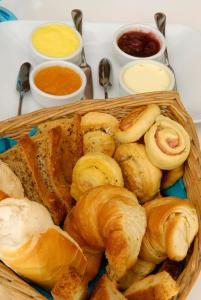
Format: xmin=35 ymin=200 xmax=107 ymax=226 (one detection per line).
xmin=124 ymin=271 xmax=178 ymax=300
xmin=0 ymin=160 xmax=24 ymax=199
xmin=81 ymin=112 xmax=118 ymax=156
xmin=114 ymin=143 xmax=162 ymax=203
xmin=90 ymin=274 xmax=126 ymax=300
xmin=0 ymin=198 xmax=86 ymax=289
xmin=140 ymin=197 xmax=198 ymax=264
xmin=115 ymin=104 xmax=161 ymax=143
xmin=161 ymin=165 xmax=184 ymax=189
xmin=70 ymin=153 xmax=124 ymax=201
xmin=144 ymin=115 xmax=190 ymax=170
xmin=65 ymin=185 xmax=146 ymax=281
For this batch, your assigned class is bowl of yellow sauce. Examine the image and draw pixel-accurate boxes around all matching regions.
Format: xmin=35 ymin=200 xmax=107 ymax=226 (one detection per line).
xmin=30 ymin=61 xmax=86 ymax=107
xmin=30 ymin=23 xmax=82 ymax=64
xmin=119 ymin=60 xmax=175 ymax=95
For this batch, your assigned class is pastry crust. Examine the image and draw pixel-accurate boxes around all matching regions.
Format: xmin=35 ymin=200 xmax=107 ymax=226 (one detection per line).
xmin=140 ymin=197 xmax=199 ymax=264
xmin=124 ymin=271 xmax=178 ymax=300
xmin=65 ymin=185 xmax=146 ymax=281
xmin=114 ymin=143 xmax=162 ymax=203
xmin=115 ymin=104 xmax=161 ymax=143
xmin=144 ymin=115 xmax=190 ymax=170
xmin=161 ymin=165 xmax=184 ymax=189
xmin=70 ymin=152 xmax=124 ymax=201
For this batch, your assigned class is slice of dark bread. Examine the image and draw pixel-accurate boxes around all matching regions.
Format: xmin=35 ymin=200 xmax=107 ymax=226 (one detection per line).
xmin=37 ymin=114 xmax=83 ymax=184
xmin=0 ymin=135 xmax=66 ymax=225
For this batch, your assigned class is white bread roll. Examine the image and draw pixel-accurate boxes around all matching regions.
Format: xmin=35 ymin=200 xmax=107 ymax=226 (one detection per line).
xmin=0 ymin=198 xmax=87 ymax=289
xmin=0 ymin=160 xmax=24 ymax=199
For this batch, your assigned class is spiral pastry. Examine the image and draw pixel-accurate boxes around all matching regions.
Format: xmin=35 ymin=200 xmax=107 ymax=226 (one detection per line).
xmin=81 ymin=112 xmax=118 ymax=156
xmin=144 ymin=115 xmax=191 ymax=170
xmin=114 ymin=143 xmax=162 ymax=203
xmin=65 ymin=185 xmax=147 ymax=281
xmin=140 ymin=197 xmax=198 ymax=264
xmin=115 ymin=104 xmax=161 ymax=143
xmin=70 ymin=152 xmax=124 ymax=201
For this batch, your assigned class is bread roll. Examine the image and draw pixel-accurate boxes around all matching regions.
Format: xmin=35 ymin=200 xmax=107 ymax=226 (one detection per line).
xmin=124 ymin=271 xmax=178 ymax=300
xmin=115 ymin=104 xmax=161 ymax=143
xmin=81 ymin=112 xmax=118 ymax=156
xmin=0 ymin=198 xmax=86 ymax=289
xmin=65 ymin=185 xmax=146 ymax=281
xmin=0 ymin=160 xmax=24 ymax=199
xmin=140 ymin=197 xmax=198 ymax=264
xmin=70 ymin=153 xmax=124 ymax=201
xmin=144 ymin=115 xmax=190 ymax=170
xmin=115 ymin=143 xmax=162 ymax=203
xmin=161 ymin=165 xmax=184 ymax=189
xmin=90 ymin=274 xmax=126 ymax=300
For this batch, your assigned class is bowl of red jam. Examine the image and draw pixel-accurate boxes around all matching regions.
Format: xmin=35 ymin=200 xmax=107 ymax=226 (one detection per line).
xmin=113 ymin=24 xmax=166 ymax=65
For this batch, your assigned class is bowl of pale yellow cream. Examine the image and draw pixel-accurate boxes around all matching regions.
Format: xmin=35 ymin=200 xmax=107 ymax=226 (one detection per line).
xmin=119 ymin=60 xmax=175 ymax=95
xmin=30 ymin=22 xmax=82 ymax=64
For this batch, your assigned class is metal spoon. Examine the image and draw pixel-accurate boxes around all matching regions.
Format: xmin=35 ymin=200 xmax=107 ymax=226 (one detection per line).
xmin=16 ymin=62 xmax=31 ymax=115
xmin=154 ymin=12 xmax=177 ymax=90
xmin=98 ymin=58 xmax=112 ymax=99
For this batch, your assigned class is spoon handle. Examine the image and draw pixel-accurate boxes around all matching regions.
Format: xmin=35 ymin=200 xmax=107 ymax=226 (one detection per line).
xmin=154 ymin=12 xmax=169 ymax=65
xmin=18 ymin=92 xmax=24 ymax=115
xmin=71 ymin=9 xmax=87 ymax=65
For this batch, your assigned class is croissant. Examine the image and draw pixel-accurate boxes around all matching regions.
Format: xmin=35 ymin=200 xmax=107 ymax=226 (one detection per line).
xmin=144 ymin=115 xmax=190 ymax=170
xmin=140 ymin=197 xmax=198 ymax=264
xmin=114 ymin=143 xmax=162 ymax=202
xmin=70 ymin=153 xmax=124 ymax=201
xmin=115 ymin=104 xmax=161 ymax=143
xmin=81 ymin=112 xmax=118 ymax=156
xmin=64 ymin=185 xmax=147 ymax=281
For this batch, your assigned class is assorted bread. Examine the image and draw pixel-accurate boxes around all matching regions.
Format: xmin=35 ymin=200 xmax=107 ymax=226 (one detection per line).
xmin=0 ymin=103 xmax=198 ymax=300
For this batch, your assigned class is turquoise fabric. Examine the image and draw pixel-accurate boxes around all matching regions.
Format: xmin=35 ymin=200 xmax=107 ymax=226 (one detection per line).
xmin=0 ymin=131 xmax=187 ymax=299
xmin=0 ymin=6 xmax=17 ymax=22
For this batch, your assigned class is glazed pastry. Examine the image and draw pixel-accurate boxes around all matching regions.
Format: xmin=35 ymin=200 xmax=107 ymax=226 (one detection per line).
xmin=144 ymin=115 xmax=190 ymax=170
xmin=90 ymin=274 xmax=126 ymax=300
xmin=161 ymin=164 xmax=184 ymax=189
xmin=140 ymin=197 xmax=198 ymax=264
xmin=81 ymin=112 xmax=118 ymax=156
xmin=0 ymin=198 xmax=86 ymax=289
xmin=115 ymin=104 xmax=161 ymax=143
xmin=119 ymin=259 xmax=156 ymax=290
xmin=65 ymin=185 xmax=146 ymax=281
xmin=0 ymin=160 xmax=24 ymax=199
xmin=124 ymin=271 xmax=178 ymax=300
xmin=70 ymin=152 xmax=124 ymax=201
xmin=114 ymin=143 xmax=162 ymax=202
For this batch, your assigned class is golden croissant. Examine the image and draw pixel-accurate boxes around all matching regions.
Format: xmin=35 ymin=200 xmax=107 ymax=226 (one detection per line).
xmin=144 ymin=115 xmax=190 ymax=170
xmin=70 ymin=152 xmax=124 ymax=201
xmin=115 ymin=104 xmax=161 ymax=143
xmin=81 ymin=112 xmax=118 ymax=156
xmin=140 ymin=197 xmax=198 ymax=264
xmin=114 ymin=143 xmax=162 ymax=203
xmin=64 ymin=185 xmax=147 ymax=281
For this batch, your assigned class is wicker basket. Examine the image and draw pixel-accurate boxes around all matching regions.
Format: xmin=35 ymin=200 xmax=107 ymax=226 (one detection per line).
xmin=0 ymin=91 xmax=200 ymax=300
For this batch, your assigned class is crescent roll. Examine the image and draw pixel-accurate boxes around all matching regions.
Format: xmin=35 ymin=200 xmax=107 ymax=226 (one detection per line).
xmin=64 ymin=185 xmax=147 ymax=281
xmin=0 ymin=198 xmax=87 ymax=289
xmin=115 ymin=104 xmax=161 ymax=143
xmin=81 ymin=112 xmax=118 ymax=156
xmin=144 ymin=115 xmax=190 ymax=170
xmin=114 ymin=143 xmax=162 ymax=203
xmin=70 ymin=152 xmax=124 ymax=201
xmin=140 ymin=197 xmax=198 ymax=264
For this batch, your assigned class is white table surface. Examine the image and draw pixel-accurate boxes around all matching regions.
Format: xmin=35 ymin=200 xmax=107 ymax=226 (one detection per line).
xmin=1 ymin=1 xmax=201 ymax=299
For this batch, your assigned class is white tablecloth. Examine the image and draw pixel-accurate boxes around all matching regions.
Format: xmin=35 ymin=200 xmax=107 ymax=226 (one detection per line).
xmin=1 ymin=0 xmax=201 ymax=298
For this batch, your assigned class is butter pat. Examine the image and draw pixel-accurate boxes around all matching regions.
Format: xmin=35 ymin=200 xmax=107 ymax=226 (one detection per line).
xmin=121 ymin=60 xmax=174 ymax=93
xmin=32 ymin=23 xmax=80 ymax=58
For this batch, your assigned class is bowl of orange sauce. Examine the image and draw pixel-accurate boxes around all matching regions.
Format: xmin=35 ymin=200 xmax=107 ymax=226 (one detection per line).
xmin=30 ymin=61 xmax=87 ymax=107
